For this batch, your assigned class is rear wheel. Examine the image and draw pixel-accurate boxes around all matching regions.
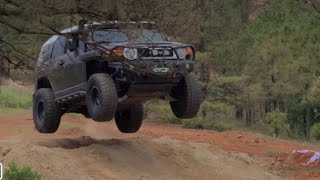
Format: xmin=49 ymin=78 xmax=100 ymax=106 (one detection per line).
xmin=33 ymin=88 xmax=61 ymax=133
xmin=115 ymin=103 xmax=144 ymax=133
xmin=86 ymin=73 xmax=118 ymax=122
xmin=170 ymin=73 xmax=202 ymax=119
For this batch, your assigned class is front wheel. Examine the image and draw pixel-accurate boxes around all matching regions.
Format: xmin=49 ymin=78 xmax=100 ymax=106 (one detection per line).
xmin=86 ymin=73 xmax=118 ymax=122
xmin=170 ymin=73 xmax=202 ymax=119
xmin=33 ymin=88 xmax=61 ymax=133
xmin=115 ymin=103 xmax=144 ymax=133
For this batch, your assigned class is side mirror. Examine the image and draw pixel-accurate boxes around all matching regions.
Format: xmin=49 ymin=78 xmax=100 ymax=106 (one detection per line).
xmin=66 ymin=38 xmax=78 ymax=51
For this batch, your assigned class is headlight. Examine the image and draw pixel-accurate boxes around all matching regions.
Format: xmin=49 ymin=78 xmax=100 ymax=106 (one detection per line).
xmin=185 ymin=47 xmax=194 ymax=60
xmin=176 ymin=48 xmax=186 ymax=59
xmin=124 ymin=48 xmax=138 ymax=60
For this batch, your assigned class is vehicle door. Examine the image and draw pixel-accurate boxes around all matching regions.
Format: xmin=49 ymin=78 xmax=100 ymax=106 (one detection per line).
xmin=49 ymin=35 xmax=87 ymax=98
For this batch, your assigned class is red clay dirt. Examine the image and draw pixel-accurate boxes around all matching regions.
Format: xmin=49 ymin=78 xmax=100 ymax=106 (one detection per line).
xmin=140 ymin=123 xmax=320 ymax=180
xmin=0 ymin=111 xmax=319 ymax=179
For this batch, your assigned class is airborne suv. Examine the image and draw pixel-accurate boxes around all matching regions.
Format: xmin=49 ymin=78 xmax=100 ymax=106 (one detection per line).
xmin=33 ymin=21 xmax=201 ymax=133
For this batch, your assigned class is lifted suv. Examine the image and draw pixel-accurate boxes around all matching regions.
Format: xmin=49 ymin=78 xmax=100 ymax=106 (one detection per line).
xmin=33 ymin=21 xmax=202 ymax=133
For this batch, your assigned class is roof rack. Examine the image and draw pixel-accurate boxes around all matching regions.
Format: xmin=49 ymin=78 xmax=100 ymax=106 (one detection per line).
xmin=61 ymin=21 xmax=156 ymax=34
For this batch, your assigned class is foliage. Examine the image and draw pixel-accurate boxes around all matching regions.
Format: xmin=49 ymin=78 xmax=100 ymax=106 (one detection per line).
xmin=200 ymin=101 xmax=234 ymax=121
xmin=182 ymin=118 xmax=232 ymax=132
xmin=311 ymin=123 xmax=320 ymax=141
xmin=0 ymin=86 xmax=32 ymax=109
xmin=144 ymin=100 xmax=181 ymax=124
xmin=4 ymin=162 xmax=41 ymax=180
xmin=145 ymin=100 xmax=233 ymax=132
xmin=202 ymin=0 xmax=320 ymax=140
xmin=266 ymin=110 xmax=289 ymax=138
xmin=304 ymin=77 xmax=320 ymax=106
xmin=181 ymin=102 xmax=233 ymax=132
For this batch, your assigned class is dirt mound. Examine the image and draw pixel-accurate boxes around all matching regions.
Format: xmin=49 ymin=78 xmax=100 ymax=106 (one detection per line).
xmin=58 ymin=127 xmax=82 ymax=136
xmin=43 ymin=136 xmax=281 ymax=180
xmin=0 ymin=136 xmax=281 ymax=180
xmin=0 ymin=112 xmax=292 ymax=179
xmin=0 ymin=140 xmax=92 ymax=180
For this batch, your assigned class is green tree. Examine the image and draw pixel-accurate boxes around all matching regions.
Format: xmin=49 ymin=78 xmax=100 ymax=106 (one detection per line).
xmin=266 ymin=110 xmax=289 ymax=138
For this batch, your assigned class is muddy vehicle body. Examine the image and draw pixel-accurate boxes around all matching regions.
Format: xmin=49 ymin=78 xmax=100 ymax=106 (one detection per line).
xmin=33 ymin=21 xmax=202 ymax=133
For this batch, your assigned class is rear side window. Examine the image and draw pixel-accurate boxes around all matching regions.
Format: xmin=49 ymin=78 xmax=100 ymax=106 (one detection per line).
xmin=51 ymin=36 xmax=67 ymax=59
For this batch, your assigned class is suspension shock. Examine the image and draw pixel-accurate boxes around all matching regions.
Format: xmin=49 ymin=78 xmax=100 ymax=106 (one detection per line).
xmin=114 ymin=76 xmax=122 ymax=91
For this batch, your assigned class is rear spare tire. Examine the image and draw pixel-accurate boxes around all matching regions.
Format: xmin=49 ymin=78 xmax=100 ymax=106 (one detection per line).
xmin=115 ymin=103 xmax=144 ymax=133
xmin=86 ymin=73 xmax=118 ymax=122
xmin=33 ymin=88 xmax=61 ymax=133
xmin=170 ymin=73 xmax=201 ymax=119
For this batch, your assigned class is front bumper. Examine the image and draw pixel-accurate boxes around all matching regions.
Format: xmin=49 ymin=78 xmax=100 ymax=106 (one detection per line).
xmin=109 ymin=59 xmax=195 ymax=83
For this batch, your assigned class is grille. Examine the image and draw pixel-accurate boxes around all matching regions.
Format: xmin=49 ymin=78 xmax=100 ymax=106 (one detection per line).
xmin=139 ymin=48 xmax=174 ymax=58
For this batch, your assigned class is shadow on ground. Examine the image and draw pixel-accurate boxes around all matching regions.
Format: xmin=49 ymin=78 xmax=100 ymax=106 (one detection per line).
xmin=37 ymin=136 xmax=126 ymax=149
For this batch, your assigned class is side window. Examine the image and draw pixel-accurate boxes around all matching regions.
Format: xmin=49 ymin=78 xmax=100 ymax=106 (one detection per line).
xmin=51 ymin=36 xmax=67 ymax=59
xmin=66 ymin=37 xmax=77 ymax=53
xmin=66 ymin=34 xmax=80 ymax=53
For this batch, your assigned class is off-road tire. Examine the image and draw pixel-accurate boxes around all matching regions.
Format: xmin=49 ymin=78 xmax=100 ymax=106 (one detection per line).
xmin=170 ymin=73 xmax=201 ymax=119
xmin=86 ymin=73 xmax=118 ymax=122
xmin=115 ymin=103 xmax=144 ymax=133
xmin=33 ymin=88 xmax=61 ymax=133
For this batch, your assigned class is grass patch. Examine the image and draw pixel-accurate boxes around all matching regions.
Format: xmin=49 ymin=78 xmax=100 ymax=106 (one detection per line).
xmin=182 ymin=118 xmax=233 ymax=132
xmin=145 ymin=100 xmax=233 ymax=132
xmin=0 ymin=108 xmax=26 ymax=117
xmin=4 ymin=162 xmax=41 ymax=180
xmin=145 ymin=100 xmax=181 ymax=124
xmin=66 ymin=113 xmax=85 ymax=119
xmin=0 ymin=86 xmax=32 ymax=109
xmin=60 ymin=121 xmax=82 ymax=129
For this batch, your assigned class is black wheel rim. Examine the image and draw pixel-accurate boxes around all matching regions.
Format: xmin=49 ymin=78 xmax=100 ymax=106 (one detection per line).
xmin=38 ymin=101 xmax=45 ymax=121
xmin=91 ymin=86 xmax=100 ymax=106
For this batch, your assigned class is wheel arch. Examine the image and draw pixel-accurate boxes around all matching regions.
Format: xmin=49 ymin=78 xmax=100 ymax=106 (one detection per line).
xmin=86 ymin=60 xmax=110 ymax=80
xmin=35 ymin=77 xmax=52 ymax=91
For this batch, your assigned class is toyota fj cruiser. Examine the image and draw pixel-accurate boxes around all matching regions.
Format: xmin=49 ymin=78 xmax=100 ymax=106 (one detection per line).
xmin=33 ymin=21 xmax=202 ymax=133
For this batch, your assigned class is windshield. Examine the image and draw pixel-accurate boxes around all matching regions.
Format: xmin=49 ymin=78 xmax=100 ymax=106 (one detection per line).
xmin=88 ymin=29 xmax=166 ymax=43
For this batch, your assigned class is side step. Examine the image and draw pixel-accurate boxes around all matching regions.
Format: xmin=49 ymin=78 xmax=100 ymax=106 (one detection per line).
xmin=55 ymin=91 xmax=86 ymax=104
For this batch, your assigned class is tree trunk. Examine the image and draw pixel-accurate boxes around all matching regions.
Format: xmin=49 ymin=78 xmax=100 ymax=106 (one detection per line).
xmin=305 ymin=105 xmax=311 ymax=141
xmin=0 ymin=59 xmax=10 ymax=78
xmin=236 ymin=105 xmax=244 ymax=120
xmin=246 ymin=108 xmax=252 ymax=127
xmin=273 ymin=99 xmax=277 ymax=111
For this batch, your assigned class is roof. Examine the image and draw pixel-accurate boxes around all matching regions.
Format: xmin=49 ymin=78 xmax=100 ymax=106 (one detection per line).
xmin=42 ymin=21 xmax=156 ymax=46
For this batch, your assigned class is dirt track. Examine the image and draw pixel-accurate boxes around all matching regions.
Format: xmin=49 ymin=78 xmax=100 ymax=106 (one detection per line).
xmin=0 ymin=112 xmax=319 ymax=180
